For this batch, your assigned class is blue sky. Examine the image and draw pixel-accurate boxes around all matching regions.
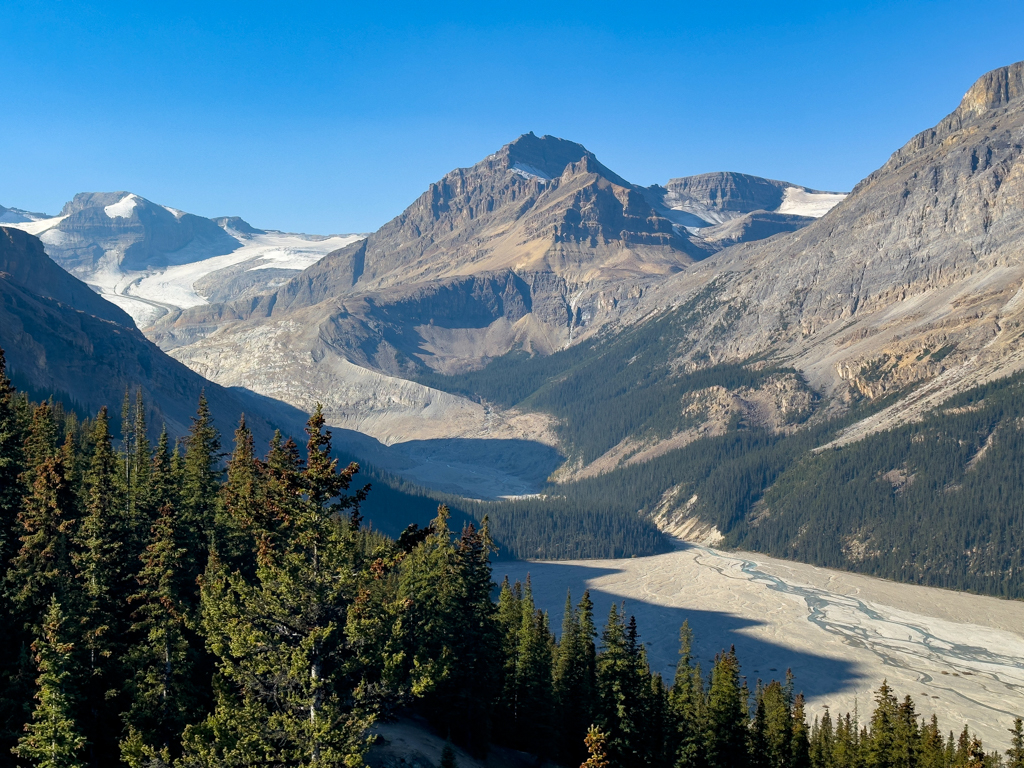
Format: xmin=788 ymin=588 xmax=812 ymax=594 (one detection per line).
xmin=2 ymin=1 xmax=1022 ymax=233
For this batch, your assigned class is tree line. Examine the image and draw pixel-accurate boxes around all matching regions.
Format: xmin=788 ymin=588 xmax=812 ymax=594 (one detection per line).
xmin=0 ymin=347 xmax=1019 ymax=767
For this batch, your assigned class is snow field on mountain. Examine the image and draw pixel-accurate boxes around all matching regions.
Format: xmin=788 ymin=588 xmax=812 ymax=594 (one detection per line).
xmin=104 ymin=194 xmax=139 ymax=218
xmin=115 ymin=231 xmax=363 ymax=325
xmin=777 ymin=187 xmax=847 ymax=217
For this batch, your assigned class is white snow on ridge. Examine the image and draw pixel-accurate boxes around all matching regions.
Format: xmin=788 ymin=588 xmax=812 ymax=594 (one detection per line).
xmin=94 ymin=230 xmax=363 ymax=327
xmin=2 ymin=215 xmax=67 ymax=237
xmin=777 ymin=187 xmax=846 ymax=218
xmin=104 ymin=194 xmax=139 ymax=219
xmin=163 ymin=205 xmax=186 ymax=219
xmin=510 ymin=162 xmax=552 ymax=181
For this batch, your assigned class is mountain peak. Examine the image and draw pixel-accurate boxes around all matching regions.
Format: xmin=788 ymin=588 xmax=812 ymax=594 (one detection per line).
xmin=958 ymin=60 xmax=1024 ymax=119
xmin=501 ymin=133 xmax=630 ymax=187
xmin=60 ymin=191 xmax=135 ymax=217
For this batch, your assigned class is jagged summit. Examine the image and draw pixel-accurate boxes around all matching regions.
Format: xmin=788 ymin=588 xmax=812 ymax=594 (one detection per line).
xmin=958 ymin=60 xmax=1024 ymax=118
xmin=501 ymin=132 xmax=630 ymax=186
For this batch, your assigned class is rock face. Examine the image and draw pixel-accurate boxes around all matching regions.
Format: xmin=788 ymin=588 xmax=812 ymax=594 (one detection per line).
xmin=0 ymin=227 xmax=133 ymax=326
xmin=0 ymin=226 xmax=289 ymax=442
xmin=629 ymin=60 xmax=1024 ymax=441
xmin=139 ymin=134 xmax=849 ymax=495
xmin=145 ymin=135 xmax=700 ymax=453
xmin=644 ymin=171 xmax=846 ymax=230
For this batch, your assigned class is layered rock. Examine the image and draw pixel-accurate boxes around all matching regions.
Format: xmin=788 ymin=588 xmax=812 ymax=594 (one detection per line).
xmin=0 ymin=226 xmax=290 ymax=441
xmin=626 ymin=60 xmax=1024 ymax=441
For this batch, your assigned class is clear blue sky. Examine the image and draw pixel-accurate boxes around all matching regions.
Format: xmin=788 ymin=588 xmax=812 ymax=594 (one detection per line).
xmin=2 ymin=1 xmax=1022 ymax=234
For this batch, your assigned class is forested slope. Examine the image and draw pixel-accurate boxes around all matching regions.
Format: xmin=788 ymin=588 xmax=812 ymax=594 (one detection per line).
xmin=0 ymin=351 xmax=1012 ymax=768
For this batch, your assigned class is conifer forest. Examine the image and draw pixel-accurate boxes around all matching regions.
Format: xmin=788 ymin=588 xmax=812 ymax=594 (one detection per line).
xmin=0 ymin=347 xmax=1021 ymax=768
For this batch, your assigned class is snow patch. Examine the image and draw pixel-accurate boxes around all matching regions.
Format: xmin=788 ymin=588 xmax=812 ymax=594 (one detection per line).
xmin=104 ymin=194 xmax=139 ymax=219
xmin=39 ymin=227 xmax=71 ymax=246
xmin=2 ymin=215 xmax=68 ymax=236
xmin=510 ymin=162 xmax=551 ymax=182
xmin=163 ymin=205 xmax=186 ymax=219
xmin=777 ymin=187 xmax=846 ymax=218
xmin=89 ymin=230 xmax=364 ymax=327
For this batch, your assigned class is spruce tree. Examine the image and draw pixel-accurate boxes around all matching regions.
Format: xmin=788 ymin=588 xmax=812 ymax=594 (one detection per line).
xmin=439 ymin=740 xmax=459 ymax=768
xmin=595 ymin=603 xmax=649 ymax=768
xmin=867 ymin=681 xmax=899 ymax=768
xmin=704 ymin=648 xmax=749 ymax=768
xmin=1008 ymin=718 xmax=1024 ymax=768
xmin=12 ymin=598 xmax=88 ymax=768
xmin=0 ymin=347 xmax=25 ymax=571
xmin=669 ymin=621 xmax=705 ymax=768
xmin=553 ymin=590 xmax=598 ymax=766
xmin=217 ymin=415 xmax=262 ymax=576
xmin=182 ymin=405 xmax=372 ymax=766
xmin=791 ymin=693 xmax=811 ymax=768
xmin=121 ymin=501 xmax=202 ymax=766
xmin=757 ymin=680 xmax=792 ymax=768
xmin=75 ymin=406 xmax=131 ymax=765
xmin=8 ymin=440 xmax=79 ymax=634
xmin=149 ymin=426 xmax=178 ymax=515
xmin=179 ymin=393 xmax=222 ymax=588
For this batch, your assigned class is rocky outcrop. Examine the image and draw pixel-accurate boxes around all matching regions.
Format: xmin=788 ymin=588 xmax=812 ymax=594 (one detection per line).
xmin=0 ymin=226 xmax=133 ymax=326
xmin=0 ymin=227 xmax=288 ymax=442
xmin=623 ymin=60 xmax=1024 ymax=441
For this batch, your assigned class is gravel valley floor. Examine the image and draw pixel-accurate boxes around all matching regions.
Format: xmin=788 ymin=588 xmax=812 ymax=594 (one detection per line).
xmin=497 ymin=546 xmax=1024 ymax=749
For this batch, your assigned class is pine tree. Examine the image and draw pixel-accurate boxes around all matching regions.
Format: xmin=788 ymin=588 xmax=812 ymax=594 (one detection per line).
xmin=121 ymin=501 xmax=203 ymax=766
xmin=704 ymin=647 xmax=749 ymax=768
xmin=0 ymin=347 xmax=25 ymax=571
xmin=12 ymin=598 xmax=88 ymax=768
xmin=1008 ymin=718 xmax=1024 ymax=768
xmin=179 ymin=393 xmax=222 ymax=588
xmin=182 ymin=406 xmax=373 ymax=766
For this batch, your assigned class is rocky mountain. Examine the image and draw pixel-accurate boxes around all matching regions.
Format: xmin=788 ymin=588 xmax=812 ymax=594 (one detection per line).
xmin=625 ymin=59 xmax=1024 ymax=444
xmin=0 ymin=225 xmax=292 ymax=442
xmin=137 ymin=134 xmax=844 ymax=499
xmin=1 ymin=193 xmax=361 ymax=329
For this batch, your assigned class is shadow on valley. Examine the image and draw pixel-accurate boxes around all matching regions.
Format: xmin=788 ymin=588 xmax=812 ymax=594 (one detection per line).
xmin=493 ymin=559 xmax=864 ymax=706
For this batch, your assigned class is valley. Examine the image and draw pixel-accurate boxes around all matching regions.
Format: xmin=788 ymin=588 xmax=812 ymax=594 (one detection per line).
xmin=499 ymin=545 xmax=1024 ymax=750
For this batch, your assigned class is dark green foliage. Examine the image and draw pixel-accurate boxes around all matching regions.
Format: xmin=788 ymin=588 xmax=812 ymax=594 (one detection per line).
xmin=705 ymin=648 xmax=749 ymax=768
xmin=0 ymin=374 xmax=1012 ymax=766
xmin=13 ymin=598 xmax=88 ymax=768
xmin=179 ymin=392 xmax=222 ymax=588
xmin=733 ymin=371 xmax=1024 ymax=597
xmin=553 ymin=589 xmax=598 ymax=765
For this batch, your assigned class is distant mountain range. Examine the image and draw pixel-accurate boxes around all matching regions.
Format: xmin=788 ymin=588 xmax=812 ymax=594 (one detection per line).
xmin=5 ymin=60 xmax=1023 ymax=593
